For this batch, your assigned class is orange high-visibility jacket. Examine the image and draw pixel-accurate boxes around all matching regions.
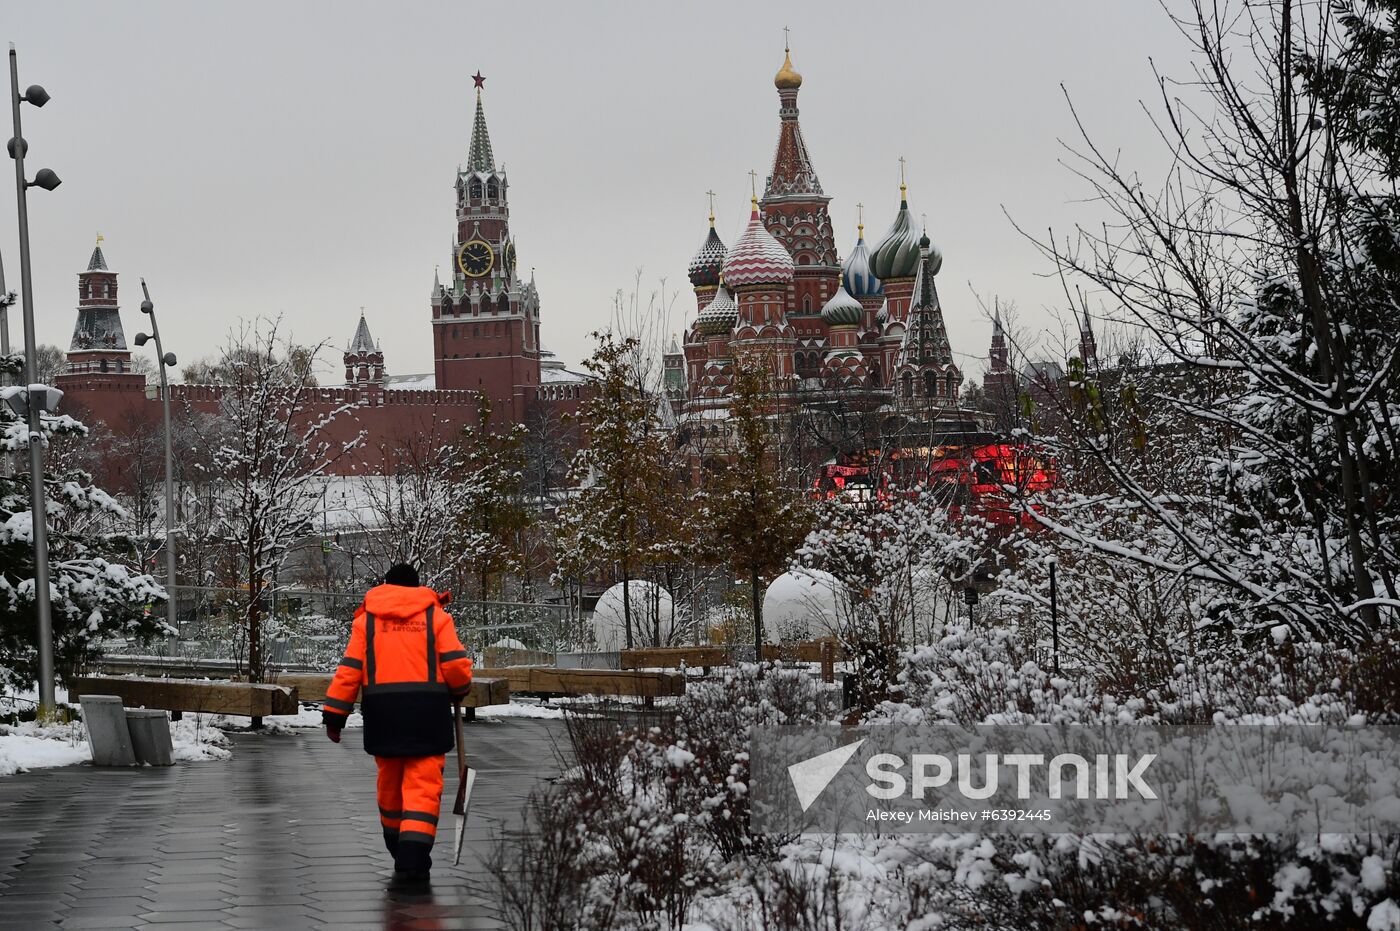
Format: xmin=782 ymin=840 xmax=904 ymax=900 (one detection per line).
xmin=322 ymin=584 xmax=473 ymax=757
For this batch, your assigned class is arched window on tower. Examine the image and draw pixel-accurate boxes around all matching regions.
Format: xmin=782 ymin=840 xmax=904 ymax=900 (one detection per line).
xmin=100 ymin=359 xmax=109 ymax=373
xmin=487 ymin=178 xmax=499 ymax=201
xmin=925 ymin=370 xmax=937 ymax=398
xmin=870 ymin=362 xmax=882 ymax=387
xmin=902 ymin=371 xmax=913 ymax=399
xmin=802 ymin=295 xmax=812 ymax=313
xmin=102 ymin=282 xmax=110 ymax=298
xmin=499 ymin=295 xmax=510 ymax=315
xmin=469 ymin=179 xmax=483 ymax=199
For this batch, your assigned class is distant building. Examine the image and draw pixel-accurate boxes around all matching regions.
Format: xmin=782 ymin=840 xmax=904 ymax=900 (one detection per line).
xmin=56 ymin=75 xmax=588 ymax=477
xmin=678 ymin=44 xmax=968 ymax=420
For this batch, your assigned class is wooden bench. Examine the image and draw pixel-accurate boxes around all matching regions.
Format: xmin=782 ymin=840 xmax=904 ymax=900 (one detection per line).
xmin=483 ymin=646 xmax=556 ymax=668
xmin=70 ymin=676 xmax=299 ymax=718
xmin=620 ymin=646 xmax=733 ymax=672
xmin=268 ymin=673 xmax=510 ymax=710
xmin=472 ymin=666 xmax=685 ymax=700
xmin=760 ymin=638 xmax=844 ymax=682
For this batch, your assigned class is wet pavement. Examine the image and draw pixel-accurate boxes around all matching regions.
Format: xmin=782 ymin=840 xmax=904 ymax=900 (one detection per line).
xmin=0 ymin=717 xmax=568 ymax=930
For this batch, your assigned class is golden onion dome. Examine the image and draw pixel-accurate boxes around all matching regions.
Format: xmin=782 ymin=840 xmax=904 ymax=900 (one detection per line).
xmin=774 ymin=49 xmax=802 ymax=90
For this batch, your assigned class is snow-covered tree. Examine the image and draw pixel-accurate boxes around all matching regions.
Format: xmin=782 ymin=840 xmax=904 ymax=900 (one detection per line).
xmin=1013 ymin=0 xmax=1400 ymax=644
xmin=556 ymin=331 xmax=678 ymax=649
xmin=202 ymin=320 xmax=361 ymax=681
xmin=0 ymin=354 xmax=165 ymax=693
xmin=451 ymin=395 xmax=533 ymax=622
xmin=699 ymin=354 xmax=814 ymax=656
xmin=350 ymin=411 xmax=467 ymax=593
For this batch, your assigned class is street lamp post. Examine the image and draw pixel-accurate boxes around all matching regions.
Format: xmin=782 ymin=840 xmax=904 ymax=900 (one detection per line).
xmin=134 ymin=281 xmax=178 ymax=636
xmin=1047 ymin=555 xmax=1060 ymax=675
xmin=8 ymin=44 xmax=62 ymax=717
xmin=0 ymin=247 xmax=12 ymax=359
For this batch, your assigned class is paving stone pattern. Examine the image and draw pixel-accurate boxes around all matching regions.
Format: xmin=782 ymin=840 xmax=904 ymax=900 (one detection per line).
xmin=0 ymin=718 xmax=568 ymax=930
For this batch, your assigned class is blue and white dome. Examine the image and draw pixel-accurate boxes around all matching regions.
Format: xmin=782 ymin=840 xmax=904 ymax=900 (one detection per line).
xmin=841 ymin=226 xmax=882 ymax=298
xmin=820 ymin=285 xmax=863 ymax=327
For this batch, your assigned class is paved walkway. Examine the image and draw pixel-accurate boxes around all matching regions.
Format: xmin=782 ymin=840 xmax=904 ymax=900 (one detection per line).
xmin=0 ymin=717 xmax=568 ymax=930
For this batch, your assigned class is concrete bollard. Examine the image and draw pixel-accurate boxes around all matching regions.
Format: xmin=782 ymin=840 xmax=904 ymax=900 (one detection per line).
xmin=79 ymin=695 xmax=138 ymax=767
xmin=125 ymin=709 xmax=175 ymax=766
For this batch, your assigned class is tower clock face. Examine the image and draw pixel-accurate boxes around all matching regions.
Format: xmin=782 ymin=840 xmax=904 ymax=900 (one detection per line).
xmin=457 ymin=239 xmax=494 ymax=278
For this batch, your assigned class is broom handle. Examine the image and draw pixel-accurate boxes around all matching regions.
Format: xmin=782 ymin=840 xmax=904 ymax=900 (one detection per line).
xmin=452 ymin=701 xmax=467 ymax=811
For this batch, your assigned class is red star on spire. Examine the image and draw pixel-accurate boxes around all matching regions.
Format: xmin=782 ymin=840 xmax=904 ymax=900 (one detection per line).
xmin=472 ymin=71 xmax=485 ymax=89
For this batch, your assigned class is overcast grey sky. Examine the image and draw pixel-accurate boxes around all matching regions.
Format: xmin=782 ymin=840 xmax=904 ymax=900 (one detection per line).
xmin=2 ymin=1 xmax=1186 ymax=379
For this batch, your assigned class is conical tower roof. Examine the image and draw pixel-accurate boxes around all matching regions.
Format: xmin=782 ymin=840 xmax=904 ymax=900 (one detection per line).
xmin=765 ymin=44 xmax=824 ymax=200
xmin=466 ymin=81 xmax=495 ymax=173
xmin=349 ymin=312 xmax=376 ymax=353
xmin=87 ymin=243 xmax=108 ymax=271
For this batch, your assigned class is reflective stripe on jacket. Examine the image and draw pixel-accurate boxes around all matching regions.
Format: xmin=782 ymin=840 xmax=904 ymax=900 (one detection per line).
xmin=322 ymin=584 xmax=473 ymax=757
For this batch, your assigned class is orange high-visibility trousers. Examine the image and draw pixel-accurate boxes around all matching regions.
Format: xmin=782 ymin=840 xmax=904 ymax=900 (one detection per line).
xmin=376 ymin=754 xmax=446 ymax=868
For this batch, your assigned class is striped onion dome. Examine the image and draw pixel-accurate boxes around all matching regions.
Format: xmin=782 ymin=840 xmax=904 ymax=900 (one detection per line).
xmin=721 ymin=199 xmax=795 ymax=289
xmin=820 ymin=285 xmax=863 ymax=327
xmin=841 ymin=226 xmax=882 ymax=298
xmin=868 ymin=187 xmax=922 ymax=280
xmin=688 ymin=222 xmax=727 ymax=288
xmin=695 ymin=281 xmax=739 ymax=336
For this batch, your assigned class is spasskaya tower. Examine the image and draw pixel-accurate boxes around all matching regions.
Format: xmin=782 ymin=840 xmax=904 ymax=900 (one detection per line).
xmin=430 ymin=71 xmax=542 ymax=420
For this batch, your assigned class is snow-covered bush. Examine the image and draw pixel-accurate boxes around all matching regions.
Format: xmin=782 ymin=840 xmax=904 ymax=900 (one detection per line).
xmin=485 ymin=665 xmax=830 ymax=930
xmin=0 ymin=353 xmax=166 ymax=691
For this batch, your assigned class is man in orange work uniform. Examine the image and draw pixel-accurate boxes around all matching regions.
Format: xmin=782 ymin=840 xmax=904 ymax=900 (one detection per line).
xmin=322 ymin=563 xmax=473 ymax=882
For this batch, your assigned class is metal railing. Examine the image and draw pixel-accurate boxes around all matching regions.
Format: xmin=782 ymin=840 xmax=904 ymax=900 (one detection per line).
xmin=101 ymin=586 xmax=582 ymax=673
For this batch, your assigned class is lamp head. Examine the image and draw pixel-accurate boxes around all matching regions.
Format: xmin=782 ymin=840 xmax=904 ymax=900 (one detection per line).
xmin=140 ymin=299 xmax=153 ymax=315
xmin=162 ymin=352 xmax=177 ymax=367
xmin=1 ymin=385 xmax=26 ymax=418
xmin=23 ymin=85 xmax=49 ymax=108
xmin=28 ymin=168 xmax=60 ymax=191
xmin=133 ymin=332 xmax=151 ymax=346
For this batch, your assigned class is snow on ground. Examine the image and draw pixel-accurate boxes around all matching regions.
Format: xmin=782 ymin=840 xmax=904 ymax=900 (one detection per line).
xmin=213 ymin=699 xmax=566 ymax=725
xmin=0 ymin=696 xmax=234 ymax=774
xmin=169 ymin=717 xmax=233 ymax=762
xmin=206 ymin=705 xmax=365 ymax=733
xmin=0 ymin=722 xmax=91 ymax=776
xmin=475 ymin=700 xmax=565 ymax=720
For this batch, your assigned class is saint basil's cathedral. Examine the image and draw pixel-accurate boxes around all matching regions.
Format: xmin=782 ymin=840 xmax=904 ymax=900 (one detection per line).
xmin=668 ymin=44 xmax=965 ymax=419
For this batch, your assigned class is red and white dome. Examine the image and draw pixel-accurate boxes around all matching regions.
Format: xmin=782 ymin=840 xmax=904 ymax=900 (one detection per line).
xmin=721 ymin=200 xmax=795 ymax=289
